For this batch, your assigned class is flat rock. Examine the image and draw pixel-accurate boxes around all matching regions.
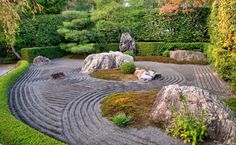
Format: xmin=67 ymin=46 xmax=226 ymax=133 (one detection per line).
xmin=150 ymin=85 xmax=236 ymax=144
xmin=81 ymin=51 xmax=134 ymax=74
xmin=33 ymin=56 xmax=51 ymax=66
xmin=170 ymin=50 xmax=206 ymax=62
xmin=119 ymin=32 xmax=136 ymax=53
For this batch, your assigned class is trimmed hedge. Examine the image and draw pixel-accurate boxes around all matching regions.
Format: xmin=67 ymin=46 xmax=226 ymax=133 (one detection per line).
xmin=204 ymin=45 xmax=236 ymax=93
xmin=21 ymin=46 xmax=66 ymax=62
xmin=0 ymin=60 xmax=64 ymax=145
xmin=105 ymin=42 xmax=208 ymax=56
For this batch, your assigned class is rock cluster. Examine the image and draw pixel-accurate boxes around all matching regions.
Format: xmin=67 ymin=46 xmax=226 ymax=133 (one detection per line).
xmin=134 ymin=69 xmax=161 ymax=82
xmin=170 ymin=50 xmax=206 ymax=62
xmin=33 ymin=56 xmax=51 ymax=66
xmin=150 ymin=85 xmax=236 ymax=144
xmin=119 ymin=32 xmax=136 ymax=53
xmin=81 ymin=51 xmax=134 ymax=74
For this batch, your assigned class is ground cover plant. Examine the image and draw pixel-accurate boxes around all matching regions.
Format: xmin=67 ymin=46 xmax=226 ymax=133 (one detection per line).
xmin=111 ymin=112 xmax=132 ymax=127
xmin=90 ymin=69 xmax=137 ymax=81
xmin=101 ymin=91 xmax=157 ymax=128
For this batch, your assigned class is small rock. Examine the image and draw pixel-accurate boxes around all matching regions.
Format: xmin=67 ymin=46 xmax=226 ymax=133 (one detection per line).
xmin=134 ymin=69 xmax=161 ymax=82
xmin=119 ymin=32 xmax=136 ymax=53
xmin=50 ymin=72 xmax=65 ymax=80
xmin=33 ymin=56 xmax=51 ymax=66
xmin=170 ymin=50 xmax=206 ymax=62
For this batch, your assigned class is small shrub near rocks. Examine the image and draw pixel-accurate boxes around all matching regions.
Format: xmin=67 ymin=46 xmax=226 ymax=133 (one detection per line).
xmin=120 ymin=62 xmax=136 ymax=74
xmin=124 ymin=51 xmax=135 ymax=58
xmin=112 ymin=112 xmax=132 ymax=127
xmin=162 ymin=50 xmax=170 ymax=57
xmin=167 ymin=96 xmax=207 ymax=145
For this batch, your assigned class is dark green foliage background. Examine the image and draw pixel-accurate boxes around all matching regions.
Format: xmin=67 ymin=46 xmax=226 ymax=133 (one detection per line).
xmin=16 ymin=15 xmax=64 ymax=49
xmin=37 ymin=0 xmax=67 ymax=14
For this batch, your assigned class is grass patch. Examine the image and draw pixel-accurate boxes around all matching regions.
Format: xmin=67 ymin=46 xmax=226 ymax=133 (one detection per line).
xmin=101 ymin=90 xmax=157 ymax=128
xmin=225 ymin=98 xmax=236 ymax=112
xmin=135 ymin=56 xmax=208 ymax=65
xmin=0 ymin=60 xmax=64 ymax=145
xmin=90 ymin=69 xmax=138 ymax=81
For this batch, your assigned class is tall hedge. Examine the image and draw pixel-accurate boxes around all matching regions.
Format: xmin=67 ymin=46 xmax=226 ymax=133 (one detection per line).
xmin=16 ymin=15 xmax=64 ymax=49
xmin=207 ymin=0 xmax=236 ymax=93
xmin=209 ymin=0 xmax=236 ymax=50
xmin=21 ymin=46 xmax=66 ymax=62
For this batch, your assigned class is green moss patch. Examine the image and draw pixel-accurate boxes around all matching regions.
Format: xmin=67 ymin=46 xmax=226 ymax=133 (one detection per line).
xmin=90 ymin=69 xmax=138 ymax=81
xmin=101 ymin=91 xmax=157 ymax=128
xmin=135 ymin=56 xmax=208 ymax=65
xmin=225 ymin=98 xmax=236 ymax=112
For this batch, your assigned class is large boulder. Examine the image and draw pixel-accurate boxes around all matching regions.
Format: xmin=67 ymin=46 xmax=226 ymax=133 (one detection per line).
xmin=119 ymin=32 xmax=136 ymax=53
xmin=150 ymin=85 xmax=236 ymax=144
xmin=81 ymin=51 xmax=134 ymax=74
xmin=33 ymin=56 xmax=51 ymax=66
xmin=170 ymin=50 xmax=206 ymax=62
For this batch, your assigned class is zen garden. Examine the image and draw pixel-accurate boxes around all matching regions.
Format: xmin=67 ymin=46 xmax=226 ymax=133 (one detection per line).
xmin=0 ymin=0 xmax=236 ymax=145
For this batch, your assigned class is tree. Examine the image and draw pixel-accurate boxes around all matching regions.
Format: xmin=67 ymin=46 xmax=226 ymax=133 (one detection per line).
xmin=0 ymin=0 xmax=41 ymax=59
xmin=157 ymin=0 xmax=210 ymax=15
xmin=57 ymin=10 xmax=96 ymax=54
xmin=37 ymin=0 xmax=67 ymax=14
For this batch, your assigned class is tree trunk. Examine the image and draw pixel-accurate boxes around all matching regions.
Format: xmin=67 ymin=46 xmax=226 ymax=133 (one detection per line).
xmin=11 ymin=45 xmax=22 ymax=60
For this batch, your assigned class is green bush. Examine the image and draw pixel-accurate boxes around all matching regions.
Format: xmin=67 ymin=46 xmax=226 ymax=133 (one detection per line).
xmin=16 ymin=15 xmax=64 ymax=49
xmin=204 ymin=45 xmax=236 ymax=93
xmin=21 ymin=46 xmax=66 ymax=62
xmin=167 ymin=97 xmax=207 ymax=145
xmin=0 ymin=60 xmax=64 ymax=145
xmin=124 ymin=51 xmax=135 ymax=58
xmin=162 ymin=50 xmax=170 ymax=57
xmin=120 ymin=62 xmax=136 ymax=74
xmin=112 ymin=112 xmax=132 ymax=127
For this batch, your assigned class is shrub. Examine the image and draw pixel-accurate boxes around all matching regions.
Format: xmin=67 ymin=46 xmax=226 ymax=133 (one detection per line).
xmin=162 ymin=50 xmax=170 ymax=57
xmin=0 ymin=61 xmax=64 ymax=145
xmin=21 ymin=46 xmax=66 ymax=62
xmin=124 ymin=51 xmax=135 ymax=58
xmin=204 ymin=45 xmax=236 ymax=92
xmin=112 ymin=112 xmax=132 ymax=127
xmin=16 ymin=15 xmax=64 ymax=49
xmin=120 ymin=62 xmax=136 ymax=74
xmin=167 ymin=97 xmax=207 ymax=145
